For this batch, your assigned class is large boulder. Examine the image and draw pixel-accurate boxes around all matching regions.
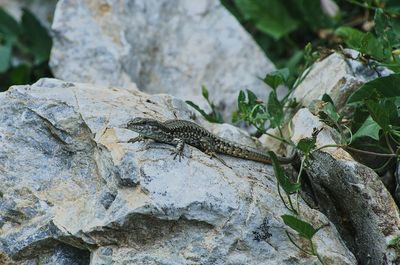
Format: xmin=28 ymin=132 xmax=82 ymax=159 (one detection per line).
xmin=292 ymin=50 xmax=392 ymax=110
xmin=290 ymin=109 xmax=400 ymax=264
xmin=50 ymin=0 xmax=275 ymax=120
xmin=0 ymin=78 xmax=356 ymax=264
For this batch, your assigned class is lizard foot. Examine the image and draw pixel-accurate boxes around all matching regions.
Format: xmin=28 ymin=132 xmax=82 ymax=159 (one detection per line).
xmin=207 ymin=151 xmax=231 ymax=169
xmin=170 ymin=148 xmax=184 ymax=162
xmin=128 ymin=135 xmax=147 ymax=144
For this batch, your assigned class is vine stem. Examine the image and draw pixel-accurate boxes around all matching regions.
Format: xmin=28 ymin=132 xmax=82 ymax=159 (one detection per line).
xmin=285 ymin=231 xmax=314 ymax=256
xmin=384 ymin=133 xmax=395 ymax=154
xmin=313 ymin=144 xmax=397 ymax=157
xmin=277 ymin=184 xmax=295 ymax=213
xmin=294 ymin=156 xmax=307 ymax=214
xmin=264 ymin=131 xmax=295 ymax=147
xmin=345 ymin=0 xmax=378 ymax=11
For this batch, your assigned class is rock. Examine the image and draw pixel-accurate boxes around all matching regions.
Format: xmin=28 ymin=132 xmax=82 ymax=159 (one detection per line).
xmin=292 ymin=50 xmax=392 ymax=110
xmin=0 ymin=78 xmax=356 ymax=264
xmin=262 ymin=49 xmax=394 ymax=156
xmin=290 ymin=108 xmax=400 ymax=264
xmin=0 ymin=0 xmax=57 ymax=29
xmin=50 ymin=0 xmax=275 ymax=120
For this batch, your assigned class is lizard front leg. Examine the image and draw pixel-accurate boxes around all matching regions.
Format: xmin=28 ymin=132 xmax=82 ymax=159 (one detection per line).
xmin=170 ymin=138 xmax=185 ymax=161
xmin=128 ymin=135 xmax=148 ymax=144
xmin=199 ymin=137 xmax=230 ymax=168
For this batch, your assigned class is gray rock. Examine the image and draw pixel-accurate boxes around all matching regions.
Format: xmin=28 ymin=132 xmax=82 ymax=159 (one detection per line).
xmin=50 ymin=0 xmax=275 ymax=120
xmin=0 ymin=78 xmax=356 ymax=264
xmin=292 ymin=50 xmax=392 ymax=110
xmin=290 ymin=108 xmax=400 ymax=264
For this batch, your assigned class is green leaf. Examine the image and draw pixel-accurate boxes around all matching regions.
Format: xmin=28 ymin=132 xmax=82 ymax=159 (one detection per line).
xmin=231 ymin=111 xmax=239 ymax=123
xmin=264 ymin=68 xmax=290 ymax=90
xmin=322 ymin=102 xmax=340 ymax=123
xmin=255 ymin=112 xmax=270 ymax=122
xmin=186 ymin=88 xmax=224 ymax=124
xmin=267 ymin=91 xmax=284 ymax=128
xmin=0 ymin=44 xmax=11 ymax=73
xmin=375 ymin=9 xmax=389 ymax=37
xmin=20 ymin=8 xmax=52 ymax=64
xmin=268 ymin=151 xmax=301 ymax=194
xmin=238 ymin=90 xmax=248 ymax=114
xmin=246 ymin=89 xmax=258 ymax=105
xmin=238 ymin=90 xmax=246 ymax=103
xmin=8 ymin=64 xmax=30 ymax=85
xmin=321 ymin=93 xmax=334 ymax=105
xmin=296 ymin=137 xmax=316 ymax=154
xmin=365 ymin=99 xmax=398 ymax=132
xmin=292 ymin=0 xmax=335 ymax=30
xmin=0 ymin=8 xmax=20 ymax=42
xmin=186 ymin=101 xmax=209 ymax=118
xmin=335 ymin=26 xmax=387 ymax=60
xmin=201 ymin=85 xmax=209 ymax=100
xmin=352 ymin=116 xmax=381 ymax=142
xmin=234 ymin=0 xmax=298 ymax=39
xmin=335 ymin=26 xmax=365 ymax=49
xmin=281 ymin=214 xmax=317 ymax=240
xmin=375 ymin=8 xmax=400 ymax=48
xmin=347 ymin=74 xmax=400 ymax=103
xmin=363 ymin=32 xmax=390 ymax=60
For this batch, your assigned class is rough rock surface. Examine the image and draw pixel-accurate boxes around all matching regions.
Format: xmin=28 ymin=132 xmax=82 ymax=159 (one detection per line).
xmin=0 ymin=78 xmax=356 ymax=264
xmin=50 ymin=0 xmax=274 ymax=120
xmin=292 ymin=50 xmax=392 ymax=109
xmin=290 ymin=108 xmax=400 ymax=264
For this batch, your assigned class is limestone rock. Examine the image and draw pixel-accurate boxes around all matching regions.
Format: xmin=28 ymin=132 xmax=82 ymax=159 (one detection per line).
xmin=50 ymin=0 xmax=275 ymax=120
xmin=290 ymin=108 xmax=400 ymax=264
xmin=292 ymin=50 xmax=392 ymax=110
xmin=0 ymin=78 xmax=356 ymax=264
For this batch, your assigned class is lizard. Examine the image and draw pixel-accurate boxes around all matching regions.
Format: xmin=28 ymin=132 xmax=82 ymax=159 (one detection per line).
xmin=125 ymin=117 xmax=295 ymax=166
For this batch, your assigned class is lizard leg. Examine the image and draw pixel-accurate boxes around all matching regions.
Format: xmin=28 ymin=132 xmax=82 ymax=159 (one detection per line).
xmin=128 ymin=135 xmax=147 ymax=144
xmin=208 ymin=151 xmax=230 ymax=168
xmin=199 ymin=137 xmax=230 ymax=168
xmin=170 ymin=138 xmax=185 ymax=162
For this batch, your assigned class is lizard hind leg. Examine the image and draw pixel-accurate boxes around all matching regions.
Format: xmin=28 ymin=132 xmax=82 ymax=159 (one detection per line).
xmin=199 ymin=137 xmax=230 ymax=168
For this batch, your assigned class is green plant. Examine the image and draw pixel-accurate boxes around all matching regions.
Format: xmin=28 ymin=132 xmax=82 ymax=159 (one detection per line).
xmin=186 ymin=86 xmax=224 ymax=123
xmin=0 ymin=8 xmax=53 ymax=91
xmin=232 ymin=68 xmax=299 ymax=139
xmin=218 ymin=1 xmax=400 ymax=262
xmin=222 ymin=0 xmax=400 ymax=82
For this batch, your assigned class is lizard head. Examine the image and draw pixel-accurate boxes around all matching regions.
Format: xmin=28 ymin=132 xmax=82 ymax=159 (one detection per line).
xmin=126 ymin=117 xmax=164 ymax=137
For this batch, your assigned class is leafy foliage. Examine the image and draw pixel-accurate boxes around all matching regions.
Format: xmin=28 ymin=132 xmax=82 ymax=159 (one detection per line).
xmin=269 ymin=151 xmax=301 ymax=194
xmin=352 ymin=116 xmax=381 ymax=141
xmin=233 ymin=0 xmax=298 ymax=40
xmin=219 ymin=2 xmax=400 ymax=262
xmin=186 ymin=86 xmax=224 ymax=123
xmin=0 ymin=8 xmax=53 ymax=91
xmin=281 ymin=214 xmax=317 ymax=240
xmin=232 ymin=69 xmax=294 ymax=134
xmin=264 ymin=68 xmax=290 ymax=90
xmin=296 ymin=138 xmax=316 ymax=154
xmin=347 ymin=74 xmax=400 ymax=103
xmin=223 ymin=0 xmax=400 ymax=80
xmin=221 ymin=0 xmax=338 ymax=80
